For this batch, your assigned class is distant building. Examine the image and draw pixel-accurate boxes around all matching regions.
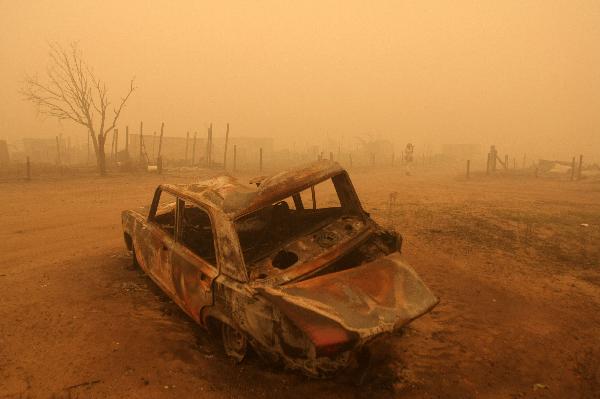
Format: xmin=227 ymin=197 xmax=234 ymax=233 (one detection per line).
xmin=22 ymin=138 xmax=58 ymax=163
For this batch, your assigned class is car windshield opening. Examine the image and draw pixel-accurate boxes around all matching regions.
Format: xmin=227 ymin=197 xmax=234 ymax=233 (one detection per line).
xmin=234 ymin=174 xmax=361 ymax=266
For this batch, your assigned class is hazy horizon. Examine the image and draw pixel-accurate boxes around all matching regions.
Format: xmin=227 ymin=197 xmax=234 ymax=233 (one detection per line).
xmin=1 ymin=1 xmax=599 ymax=160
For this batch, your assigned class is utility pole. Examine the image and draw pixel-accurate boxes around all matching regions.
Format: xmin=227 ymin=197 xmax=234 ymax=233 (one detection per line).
xmin=139 ymin=121 xmax=144 ymax=161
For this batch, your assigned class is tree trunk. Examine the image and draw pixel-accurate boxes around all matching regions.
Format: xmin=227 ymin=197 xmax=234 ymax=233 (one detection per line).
xmin=96 ymin=133 xmax=107 ymax=176
xmin=88 ymin=129 xmax=108 ymax=176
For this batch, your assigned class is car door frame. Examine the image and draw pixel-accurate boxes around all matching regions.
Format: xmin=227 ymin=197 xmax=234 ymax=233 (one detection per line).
xmin=169 ymin=197 xmax=220 ymax=323
xmin=136 ymin=186 xmax=180 ymax=298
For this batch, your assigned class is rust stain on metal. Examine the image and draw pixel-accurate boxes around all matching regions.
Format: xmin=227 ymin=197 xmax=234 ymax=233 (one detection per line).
xmin=122 ymin=160 xmax=438 ymax=377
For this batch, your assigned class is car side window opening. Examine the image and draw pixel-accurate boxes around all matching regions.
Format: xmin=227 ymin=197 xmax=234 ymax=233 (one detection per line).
xmin=180 ymin=201 xmax=217 ymax=265
xmin=235 ymin=175 xmax=358 ymax=265
xmin=153 ymin=190 xmax=177 ymax=236
xmin=297 ymin=178 xmax=342 ymax=210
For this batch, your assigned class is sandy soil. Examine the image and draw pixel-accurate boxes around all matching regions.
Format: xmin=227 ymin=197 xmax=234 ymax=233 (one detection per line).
xmin=1 ymin=168 xmax=599 ymax=399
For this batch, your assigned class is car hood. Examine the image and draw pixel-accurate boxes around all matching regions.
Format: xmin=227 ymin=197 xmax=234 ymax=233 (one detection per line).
xmin=256 ymin=252 xmax=439 ymax=340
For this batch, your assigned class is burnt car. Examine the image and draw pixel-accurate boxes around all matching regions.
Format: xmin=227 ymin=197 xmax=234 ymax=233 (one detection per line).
xmin=121 ymin=160 xmax=438 ymax=376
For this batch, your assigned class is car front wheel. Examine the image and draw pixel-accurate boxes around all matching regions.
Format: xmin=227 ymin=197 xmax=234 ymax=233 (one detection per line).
xmin=221 ymin=322 xmax=247 ymax=362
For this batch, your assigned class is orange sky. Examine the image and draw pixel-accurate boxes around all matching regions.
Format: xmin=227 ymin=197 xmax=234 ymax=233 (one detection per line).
xmin=1 ymin=1 xmax=599 ymax=159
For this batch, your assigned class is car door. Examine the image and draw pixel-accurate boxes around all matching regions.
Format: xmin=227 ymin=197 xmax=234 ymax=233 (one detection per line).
xmin=136 ymin=188 xmax=179 ymax=297
xmin=170 ymin=199 xmax=219 ymax=323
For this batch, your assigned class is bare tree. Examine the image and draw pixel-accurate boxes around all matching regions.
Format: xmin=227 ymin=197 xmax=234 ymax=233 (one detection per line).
xmin=22 ymin=42 xmax=135 ymax=175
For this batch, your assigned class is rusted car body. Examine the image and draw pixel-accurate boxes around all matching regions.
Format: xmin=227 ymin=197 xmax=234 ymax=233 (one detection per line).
xmin=121 ymin=160 xmax=438 ymax=376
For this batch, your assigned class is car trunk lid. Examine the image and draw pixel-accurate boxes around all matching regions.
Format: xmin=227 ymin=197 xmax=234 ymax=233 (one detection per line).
xmin=257 ymin=252 xmax=439 ymax=339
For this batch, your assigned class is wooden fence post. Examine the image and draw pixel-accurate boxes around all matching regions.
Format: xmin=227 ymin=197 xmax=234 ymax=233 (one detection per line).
xmin=185 ymin=131 xmax=189 ymax=164
xmin=115 ymin=129 xmax=119 ymax=159
xmin=152 ymin=131 xmax=156 ymax=159
xmin=571 ymin=157 xmax=576 ymax=181
xmin=206 ymin=124 xmax=213 ymax=167
xmin=191 ymin=131 xmax=197 ymax=166
xmin=157 ymin=122 xmax=164 ymax=163
xmin=486 ymin=153 xmax=490 ymax=175
xmin=111 ymin=129 xmax=116 ymax=160
xmin=223 ymin=123 xmax=230 ymax=169
xmin=139 ymin=122 xmax=144 ymax=161
xmin=466 ymin=160 xmax=470 ymax=179
xmin=26 ymin=156 xmax=31 ymax=180
xmin=578 ymin=154 xmax=583 ymax=180
xmin=259 ymin=147 xmax=263 ymax=172
xmin=125 ymin=126 xmax=129 ymax=155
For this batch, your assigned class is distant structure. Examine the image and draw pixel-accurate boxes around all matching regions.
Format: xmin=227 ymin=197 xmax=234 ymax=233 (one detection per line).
xmin=128 ymin=133 xmax=273 ymax=167
xmin=354 ymin=137 xmax=394 ymax=166
xmin=441 ymin=143 xmax=480 ymax=161
xmin=22 ymin=138 xmax=58 ymax=163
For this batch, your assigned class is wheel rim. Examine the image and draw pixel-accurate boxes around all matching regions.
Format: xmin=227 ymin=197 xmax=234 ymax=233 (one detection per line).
xmin=222 ymin=323 xmax=247 ymax=362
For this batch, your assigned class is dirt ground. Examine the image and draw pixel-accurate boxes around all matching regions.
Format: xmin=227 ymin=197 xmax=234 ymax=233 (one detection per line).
xmin=1 ymin=168 xmax=599 ymax=399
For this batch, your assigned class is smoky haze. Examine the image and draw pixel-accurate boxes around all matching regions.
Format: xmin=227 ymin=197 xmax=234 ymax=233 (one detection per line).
xmin=1 ymin=1 xmax=599 ymax=160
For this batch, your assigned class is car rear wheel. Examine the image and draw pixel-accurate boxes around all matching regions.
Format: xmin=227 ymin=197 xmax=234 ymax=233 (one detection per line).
xmin=221 ymin=322 xmax=247 ymax=362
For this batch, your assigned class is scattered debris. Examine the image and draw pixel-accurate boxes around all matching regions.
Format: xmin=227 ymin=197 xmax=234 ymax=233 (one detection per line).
xmin=65 ymin=379 xmax=102 ymax=390
xmin=533 ymin=383 xmax=549 ymax=391
xmin=538 ymin=159 xmax=600 ymax=179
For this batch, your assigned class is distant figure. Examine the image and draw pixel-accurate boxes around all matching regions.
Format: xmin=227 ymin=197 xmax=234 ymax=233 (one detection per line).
xmin=404 ymin=143 xmax=414 ymax=175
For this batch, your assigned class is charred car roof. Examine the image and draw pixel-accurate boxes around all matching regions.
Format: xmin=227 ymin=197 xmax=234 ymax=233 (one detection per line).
xmin=161 ymin=160 xmax=348 ymax=218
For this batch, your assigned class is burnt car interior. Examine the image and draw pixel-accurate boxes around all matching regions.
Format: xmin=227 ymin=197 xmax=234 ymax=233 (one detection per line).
xmin=180 ymin=203 xmax=216 ymax=263
xmin=236 ymin=178 xmax=344 ymax=262
xmin=233 ymin=174 xmax=392 ymax=279
xmin=150 ymin=173 xmax=399 ymax=281
xmin=152 ymin=191 xmax=216 ymax=264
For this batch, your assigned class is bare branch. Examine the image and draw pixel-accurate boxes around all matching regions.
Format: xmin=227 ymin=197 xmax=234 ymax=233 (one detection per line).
xmin=103 ymin=78 xmax=136 ymax=134
xmin=21 ymin=74 xmax=86 ymax=125
xmin=21 ymin=42 xmax=136 ymax=175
